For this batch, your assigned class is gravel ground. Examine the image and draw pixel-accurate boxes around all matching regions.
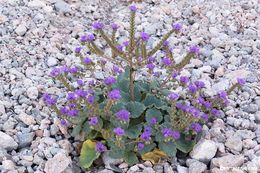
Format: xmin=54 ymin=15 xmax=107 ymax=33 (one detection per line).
xmin=0 ymin=0 xmax=260 ymax=173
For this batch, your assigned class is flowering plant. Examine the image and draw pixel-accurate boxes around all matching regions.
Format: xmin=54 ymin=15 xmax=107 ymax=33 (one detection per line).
xmin=43 ymin=5 xmax=245 ymax=168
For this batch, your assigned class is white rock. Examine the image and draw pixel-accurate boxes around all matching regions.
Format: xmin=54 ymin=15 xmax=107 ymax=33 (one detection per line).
xmin=177 ymin=165 xmax=188 ymax=173
xmin=190 ymin=139 xmax=217 ymax=162
xmin=225 ymin=136 xmax=243 ymax=153
xmin=211 ymin=154 xmax=244 ymax=168
xmin=27 ymin=86 xmax=38 ymax=99
xmin=2 ymin=160 xmax=16 ymax=170
xmin=47 ymin=57 xmax=58 ymax=67
xmin=187 ymin=159 xmax=207 ymax=173
xmin=28 ymin=0 xmax=46 ymax=8
xmin=143 ymin=167 xmax=155 ymax=173
xmin=0 ymin=132 xmax=18 ymax=151
xmin=44 ymin=152 xmax=71 ymax=173
xmin=15 ymin=24 xmax=27 ymax=36
xmin=19 ymin=112 xmax=36 ymax=126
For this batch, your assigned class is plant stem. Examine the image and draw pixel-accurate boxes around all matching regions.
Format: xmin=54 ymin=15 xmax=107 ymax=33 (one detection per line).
xmin=130 ymin=62 xmax=135 ymax=101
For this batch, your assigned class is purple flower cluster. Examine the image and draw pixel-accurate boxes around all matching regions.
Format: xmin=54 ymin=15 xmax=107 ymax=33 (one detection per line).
xmin=161 ymin=128 xmax=180 ymax=140
xmin=150 ymin=117 xmax=157 ymax=125
xmin=189 ymin=46 xmax=200 ymax=54
xmin=237 ymin=78 xmax=246 ymax=86
xmin=201 ymin=113 xmax=209 ymax=121
xmin=196 ymin=97 xmax=212 ymax=109
xmin=190 ymin=122 xmax=202 ymax=133
xmin=60 ymin=104 xmax=79 ymax=117
xmin=175 ymin=103 xmax=201 ymax=118
xmin=112 ymin=65 xmax=122 ymax=74
xmin=83 ymin=57 xmax=92 ymax=65
xmin=75 ymin=47 xmax=82 ymax=54
xmin=87 ymin=95 xmax=95 ymax=104
xmin=69 ymin=67 xmax=78 ymax=74
xmin=116 ymin=44 xmax=123 ymax=52
xmin=140 ymin=126 xmax=152 ymax=141
xmin=188 ymin=84 xmax=197 ymax=93
xmin=92 ymin=22 xmax=104 ymax=30
xmin=89 ymin=116 xmax=98 ymax=126
xmin=146 ymin=63 xmax=155 ymax=70
xmin=80 ymin=34 xmax=95 ymax=42
xmin=111 ymin=23 xmax=120 ymax=30
xmin=140 ymin=32 xmax=150 ymax=42
xmin=180 ymin=76 xmax=189 ymax=84
xmin=104 ymin=77 xmax=117 ymax=86
xmin=194 ymin=80 xmax=205 ymax=89
xmin=168 ymin=92 xmax=179 ymax=101
xmin=43 ymin=93 xmax=57 ymax=105
xmin=50 ymin=67 xmax=61 ymax=77
xmin=162 ymin=57 xmax=172 ymax=66
xmin=96 ymin=142 xmax=106 ymax=153
xmin=172 ymin=23 xmax=182 ymax=31
xmin=108 ymin=89 xmax=121 ymax=100
xmin=211 ymin=108 xmax=220 ymax=117
xmin=137 ymin=143 xmax=145 ymax=151
xmin=116 ymin=109 xmax=130 ymax=122
xmin=113 ymin=127 xmax=125 ymax=136
xmin=129 ymin=5 xmax=137 ymax=12
xmin=76 ymin=79 xmax=84 ymax=87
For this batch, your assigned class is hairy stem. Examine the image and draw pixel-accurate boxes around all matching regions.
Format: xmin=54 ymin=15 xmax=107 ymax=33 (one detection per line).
xmin=129 ymin=12 xmax=136 ymax=53
xmin=129 ymin=61 xmax=135 ymax=101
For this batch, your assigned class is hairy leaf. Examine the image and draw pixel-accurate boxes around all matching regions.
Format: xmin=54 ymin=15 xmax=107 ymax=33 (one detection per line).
xmin=80 ymin=140 xmax=100 ymax=168
xmin=124 ymin=152 xmax=138 ymax=166
xmin=159 ymin=141 xmax=177 ymax=157
xmin=126 ymin=101 xmax=146 ymax=118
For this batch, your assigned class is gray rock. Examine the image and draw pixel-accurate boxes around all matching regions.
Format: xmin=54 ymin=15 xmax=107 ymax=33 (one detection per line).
xmin=234 ymin=130 xmax=255 ymax=140
xmin=143 ymin=167 xmax=155 ymax=173
xmin=98 ymin=169 xmax=114 ymax=173
xmin=0 ymin=148 xmax=10 ymax=162
xmin=44 ymin=152 xmax=71 ymax=173
xmin=47 ymin=57 xmax=58 ymax=67
xmin=190 ymin=139 xmax=218 ymax=162
xmin=225 ymin=136 xmax=243 ymax=153
xmin=17 ymin=132 xmax=35 ymax=148
xmin=211 ymin=154 xmax=244 ymax=169
xmin=2 ymin=160 xmax=16 ymax=170
xmin=15 ymin=24 xmax=27 ymax=36
xmin=28 ymin=0 xmax=46 ymax=8
xmin=255 ymin=111 xmax=260 ymax=123
xmin=27 ymin=86 xmax=39 ymax=99
xmin=102 ymin=152 xmax=123 ymax=167
xmin=177 ymin=165 xmax=188 ymax=173
xmin=54 ymin=0 xmax=71 ymax=13
xmin=3 ymin=117 xmax=17 ymax=131
xmin=18 ymin=112 xmax=36 ymax=126
xmin=163 ymin=162 xmax=174 ymax=173
xmin=243 ymin=104 xmax=259 ymax=113
xmin=187 ymin=159 xmax=207 ymax=173
xmin=0 ymin=132 xmax=18 ymax=151
xmin=153 ymin=165 xmax=163 ymax=173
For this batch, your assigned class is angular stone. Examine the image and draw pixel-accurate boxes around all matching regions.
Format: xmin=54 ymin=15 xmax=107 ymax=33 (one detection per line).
xmin=0 ymin=132 xmax=18 ymax=151
xmin=190 ymin=139 xmax=217 ymax=162
xmin=177 ymin=165 xmax=188 ymax=173
xmin=187 ymin=159 xmax=207 ymax=173
xmin=211 ymin=154 xmax=244 ymax=168
xmin=17 ymin=132 xmax=35 ymax=148
xmin=2 ymin=160 xmax=16 ymax=170
xmin=27 ymin=86 xmax=39 ymax=99
xmin=225 ymin=136 xmax=243 ymax=152
xmin=19 ymin=112 xmax=36 ymax=126
xmin=44 ymin=152 xmax=71 ymax=173
xmin=15 ymin=24 xmax=27 ymax=36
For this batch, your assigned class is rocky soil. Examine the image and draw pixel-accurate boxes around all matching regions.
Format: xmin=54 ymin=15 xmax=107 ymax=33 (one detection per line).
xmin=0 ymin=0 xmax=259 ymax=173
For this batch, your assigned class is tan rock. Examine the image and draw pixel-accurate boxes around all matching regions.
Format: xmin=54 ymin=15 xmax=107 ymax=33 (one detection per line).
xmin=19 ymin=112 xmax=36 ymax=126
xmin=211 ymin=154 xmax=244 ymax=169
xmin=44 ymin=152 xmax=71 ymax=173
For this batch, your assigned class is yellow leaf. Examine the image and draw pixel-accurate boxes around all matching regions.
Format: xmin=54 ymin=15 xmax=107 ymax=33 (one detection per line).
xmin=141 ymin=148 xmax=168 ymax=164
xmin=80 ymin=139 xmax=100 ymax=168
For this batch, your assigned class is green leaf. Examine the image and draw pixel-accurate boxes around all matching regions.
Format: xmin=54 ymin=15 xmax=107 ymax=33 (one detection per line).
xmin=126 ymin=124 xmax=143 ymax=139
xmin=175 ymin=138 xmax=196 ymax=153
xmin=143 ymin=94 xmax=166 ymax=109
xmin=159 ymin=141 xmax=177 ymax=157
xmin=135 ymin=81 xmax=150 ymax=92
xmin=71 ymin=124 xmax=82 ymax=137
xmin=80 ymin=140 xmax=100 ymax=168
xmin=145 ymin=108 xmax=163 ymax=123
xmin=109 ymin=149 xmax=125 ymax=159
xmin=124 ymin=152 xmax=138 ymax=166
xmin=138 ymin=143 xmax=156 ymax=155
xmin=126 ymin=102 xmax=146 ymax=118
xmin=111 ymin=102 xmax=126 ymax=112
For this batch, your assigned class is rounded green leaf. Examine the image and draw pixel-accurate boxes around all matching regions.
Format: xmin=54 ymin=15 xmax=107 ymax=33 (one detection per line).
xmin=126 ymin=102 xmax=146 ymax=118
xmin=145 ymin=108 xmax=163 ymax=123
xmin=80 ymin=140 xmax=100 ymax=168
xmin=126 ymin=124 xmax=143 ymax=139
xmin=124 ymin=152 xmax=138 ymax=166
xmin=159 ymin=141 xmax=177 ymax=157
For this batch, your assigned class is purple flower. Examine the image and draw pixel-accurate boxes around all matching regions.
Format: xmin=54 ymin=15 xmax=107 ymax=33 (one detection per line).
xmin=112 ymin=65 xmax=122 ymax=74
xmin=111 ymin=23 xmax=120 ymax=30
xmin=161 ymin=128 xmax=173 ymax=138
xmin=67 ymin=109 xmax=79 ymax=116
xmin=86 ymin=34 xmax=95 ymax=41
xmin=237 ymin=78 xmax=246 ymax=86
xmin=201 ymin=113 xmax=209 ymax=121
xmin=88 ymin=80 xmax=95 ymax=86
xmin=129 ymin=5 xmax=137 ymax=12
xmin=116 ymin=109 xmax=130 ymax=122
xmin=172 ymin=72 xmax=178 ymax=79
xmin=168 ymin=92 xmax=179 ymax=101
xmin=144 ymin=126 xmax=152 ymax=133
xmin=140 ymin=32 xmax=150 ymax=42
xmin=83 ymin=57 xmax=92 ymax=65
xmin=87 ymin=89 xmax=94 ymax=95
xmin=140 ymin=131 xmax=151 ymax=141
xmin=189 ymin=46 xmax=200 ymax=54
xmin=60 ymin=119 xmax=67 ymax=126
xmin=123 ymin=41 xmax=129 ymax=47
xmin=187 ymin=107 xmax=200 ymax=118
xmin=92 ymin=22 xmax=104 ymax=30
xmin=150 ymin=117 xmax=157 ymax=125
xmin=50 ymin=68 xmax=61 ymax=77
xmin=197 ymin=96 xmax=205 ymax=104
xmin=45 ymin=97 xmax=57 ymax=105
xmin=172 ymin=23 xmax=182 ymax=31
xmin=113 ymin=127 xmax=125 ymax=136
xmin=75 ymin=89 xmax=87 ymax=97
xmin=203 ymin=101 xmax=212 ymax=108
xmin=195 ymin=81 xmax=205 ymax=88
xmin=211 ymin=108 xmax=220 ymax=117
xmin=153 ymin=71 xmax=160 ymax=77
xmin=69 ymin=67 xmax=78 ymax=74
xmin=108 ymin=89 xmax=121 ymax=100
xmin=180 ymin=76 xmax=189 ymax=84
xmin=96 ymin=142 xmax=106 ymax=153
xmin=104 ymin=77 xmax=117 ymax=86
xmin=116 ymin=44 xmax=123 ymax=52
xmin=172 ymin=131 xmax=180 ymax=140
xmin=148 ymin=56 xmax=155 ymax=63
xmin=89 ymin=116 xmax=98 ymax=126
xmin=77 ymin=79 xmax=84 ymax=86
xmin=146 ymin=63 xmax=155 ymax=70
xmin=163 ymin=41 xmax=169 ymax=47
xmin=80 ymin=35 xmax=88 ymax=42
xmin=59 ymin=106 xmax=69 ymax=114
xmin=75 ymin=47 xmax=82 ymax=54
xmin=188 ymin=84 xmax=198 ymax=93
xmin=137 ymin=143 xmax=145 ymax=151
xmin=87 ymin=95 xmax=95 ymax=104
xmin=190 ymin=122 xmax=202 ymax=133
xmin=67 ymin=92 xmax=77 ymax=101
xmin=162 ymin=57 xmax=172 ymax=66
xmin=61 ymin=66 xmax=70 ymax=73
xmin=175 ymin=102 xmax=184 ymax=109
xmin=218 ymin=90 xmax=227 ymax=100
